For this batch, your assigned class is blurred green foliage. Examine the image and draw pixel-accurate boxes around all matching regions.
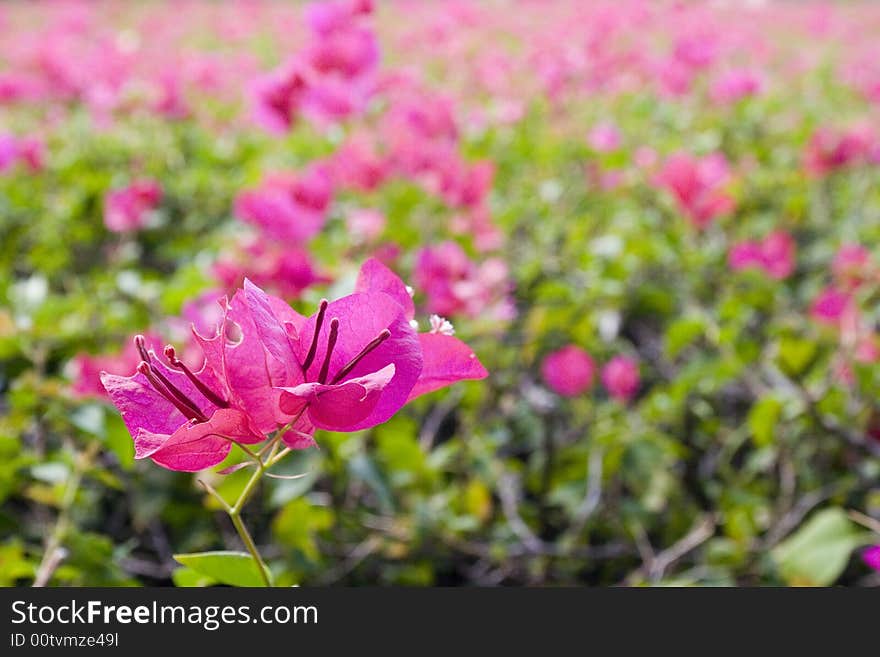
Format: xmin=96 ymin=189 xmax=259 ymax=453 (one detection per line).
xmin=3 ymin=5 xmax=880 ymax=588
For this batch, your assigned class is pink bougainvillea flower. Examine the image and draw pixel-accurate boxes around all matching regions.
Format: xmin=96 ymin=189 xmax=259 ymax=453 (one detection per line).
xmin=330 ymin=134 xmax=389 ymax=191
xmin=103 ymin=179 xmax=163 ymax=233
xmin=587 ymin=122 xmax=621 ymax=152
xmin=810 ymin=286 xmax=854 ymax=326
xmin=212 ymin=237 xmax=326 ymax=300
xmin=656 ymin=152 xmax=735 ymax=229
xmin=151 ymin=69 xmax=190 ymax=120
xmin=541 ymin=345 xmax=595 ymax=397
xmin=728 ymin=240 xmax=764 ymax=272
xmin=101 ymin=336 xmax=264 ymax=472
xmin=601 ymin=355 xmax=640 ymax=402
xmin=832 ymin=244 xmax=872 ymax=290
xmin=249 ymin=59 xmax=309 ymax=134
xmin=710 ymin=69 xmax=764 ymax=105
xmin=234 ymin=167 xmax=332 ymax=244
xmin=0 ymin=134 xmax=44 ymax=173
xmin=196 ymin=259 xmax=485 ymax=444
xmin=414 ymin=241 xmax=514 ymax=321
xmin=305 ymin=0 xmax=373 ymax=36
xmin=71 ymin=332 xmax=165 ymax=399
xmin=803 ymin=125 xmax=876 ymax=177
xmin=863 ymin=545 xmax=880 ymax=572
xmin=729 ymin=231 xmax=796 ymax=280
xmin=274 ymin=259 xmax=487 ymax=429
xmin=347 ymin=208 xmax=386 ymax=243
xmin=349 ymin=258 xmax=488 ymax=402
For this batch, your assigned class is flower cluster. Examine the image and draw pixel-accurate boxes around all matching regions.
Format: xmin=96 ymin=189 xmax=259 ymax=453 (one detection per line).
xmin=100 ymin=259 xmax=487 ymax=471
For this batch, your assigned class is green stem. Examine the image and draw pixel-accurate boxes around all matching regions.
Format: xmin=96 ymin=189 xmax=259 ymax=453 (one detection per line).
xmin=212 ymin=411 xmax=306 ymax=587
xmin=228 ymin=507 xmax=272 ymax=588
xmin=33 ymin=442 xmax=99 ymax=587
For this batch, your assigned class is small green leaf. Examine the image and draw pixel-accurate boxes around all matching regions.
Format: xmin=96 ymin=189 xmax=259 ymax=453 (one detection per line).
xmin=771 ymin=508 xmax=870 ymax=586
xmin=173 ymin=551 xmax=268 ymax=587
xmin=171 ymin=566 xmax=217 ymax=588
xmin=776 ymin=336 xmax=817 ymax=377
xmin=748 ymin=397 xmax=783 ymax=447
xmin=664 ymin=316 xmax=707 ymax=359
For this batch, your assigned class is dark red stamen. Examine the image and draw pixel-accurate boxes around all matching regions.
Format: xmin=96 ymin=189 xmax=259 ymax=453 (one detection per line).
xmin=302 ymin=299 xmax=329 ymax=372
xmin=318 ymin=318 xmax=340 ymax=384
xmin=164 ymin=345 xmax=228 ymax=408
xmin=331 ymin=329 xmax=392 ymax=384
xmin=134 ymin=334 xmax=150 ymax=362
xmin=137 ymin=361 xmax=206 ymax=422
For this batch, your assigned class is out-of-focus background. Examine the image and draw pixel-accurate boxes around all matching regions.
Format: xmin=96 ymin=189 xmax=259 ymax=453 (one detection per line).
xmin=2 ymin=0 xmax=880 ymax=586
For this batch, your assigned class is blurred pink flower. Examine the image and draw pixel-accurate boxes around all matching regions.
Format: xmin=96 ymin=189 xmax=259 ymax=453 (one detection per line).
xmin=249 ymin=60 xmax=309 ymax=134
xmin=729 ymin=231 xmax=796 ymax=280
xmin=103 ymin=179 xmax=163 ymax=233
xmin=70 ymin=331 xmax=165 ymax=399
xmin=542 ymin=345 xmax=595 ymax=397
xmin=414 ymin=241 xmax=514 ymax=321
xmin=804 ymin=125 xmax=876 ymax=177
xmin=832 ymin=244 xmax=872 ymax=290
xmin=330 ymin=135 xmax=389 ymax=191
xmin=656 ymin=152 xmax=735 ymax=228
xmin=0 ymin=134 xmax=44 ymax=173
xmin=234 ymin=166 xmax=333 ymax=243
xmin=588 ymin=122 xmax=621 ymax=152
xmin=213 ymin=237 xmax=326 ymax=300
xmin=601 ymin=356 xmax=640 ymax=402
xmin=347 ymin=208 xmax=386 ymax=243
xmin=862 ymin=545 xmax=880 ymax=572
xmin=810 ymin=286 xmax=854 ymax=326
xmin=710 ymin=69 xmax=764 ymax=105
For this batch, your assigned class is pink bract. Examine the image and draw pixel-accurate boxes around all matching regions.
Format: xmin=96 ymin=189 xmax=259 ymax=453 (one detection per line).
xmin=601 ymin=356 xmax=640 ymax=402
xmin=542 ymin=345 xmax=595 ymax=397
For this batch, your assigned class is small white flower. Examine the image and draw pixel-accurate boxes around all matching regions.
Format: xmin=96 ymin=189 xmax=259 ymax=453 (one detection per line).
xmin=429 ymin=314 xmax=455 ymax=336
xmin=409 ymin=319 xmax=420 ymax=331
xmin=405 ymin=285 xmax=415 ymax=297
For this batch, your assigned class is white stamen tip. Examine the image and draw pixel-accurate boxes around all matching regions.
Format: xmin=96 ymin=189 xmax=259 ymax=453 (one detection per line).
xmin=429 ymin=314 xmax=455 ymax=336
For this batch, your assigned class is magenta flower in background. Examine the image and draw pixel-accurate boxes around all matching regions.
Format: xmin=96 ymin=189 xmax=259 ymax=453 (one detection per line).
xmin=587 ymin=122 xmax=621 ymax=152
xmin=542 ymin=345 xmax=595 ymax=397
xmin=71 ymin=332 xmax=165 ymax=400
xmin=414 ymin=241 xmax=514 ymax=321
xmin=832 ymin=244 xmax=872 ymax=290
xmin=347 ymin=208 xmax=386 ymax=243
xmin=330 ymin=134 xmax=389 ymax=191
xmin=729 ymin=231 xmax=796 ymax=280
xmin=803 ymin=125 xmax=876 ymax=177
xmin=863 ymin=545 xmax=880 ymax=572
xmin=601 ymin=356 xmax=640 ymax=402
xmin=0 ymin=134 xmax=44 ymax=173
xmin=212 ymin=237 xmax=326 ymax=300
xmin=103 ymin=179 xmax=163 ymax=233
xmin=234 ymin=167 xmax=333 ymax=243
xmin=810 ymin=286 xmax=854 ymax=327
xmin=656 ymin=152 xmax=735 ymax=228
xmin=249 ymin=60 xmax=309 ymax=134
xmin=710 ymin=68 xmax=764 ymax=105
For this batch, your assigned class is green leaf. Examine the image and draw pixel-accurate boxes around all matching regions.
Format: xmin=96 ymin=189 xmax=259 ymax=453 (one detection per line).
xmin=771 ymin=508 xmax=870 ymax=586
xmin=173 ymin=551 xmax=268 ymax=587
xmin=171 ymin=566 xmax=217 ymax=588
xmin=776 ymin=336 xmax=817 ymax=377
xmin=664 ymin=316 xmax=706 ymax=359
xmin=748 ymin=397 xmax=783 ymax=447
